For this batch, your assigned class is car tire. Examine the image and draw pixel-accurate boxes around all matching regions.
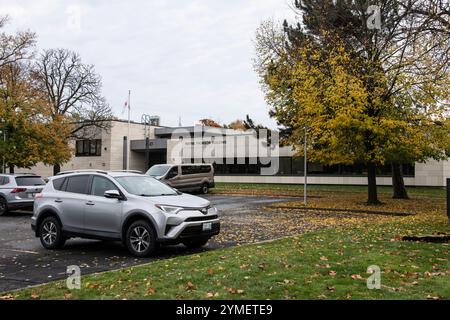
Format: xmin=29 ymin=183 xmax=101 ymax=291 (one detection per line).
xmin=183 ymin=238 xmax=210 ymax=249
xmin=125 ymin=220 xmax=157 ymax=257
xmin=200 ymin=183 xmax=209 ymax=195
xmin=39 ymin=216 xmax=66 ymax=249
xmin=0 ymin=197 xmax=8 ymax=216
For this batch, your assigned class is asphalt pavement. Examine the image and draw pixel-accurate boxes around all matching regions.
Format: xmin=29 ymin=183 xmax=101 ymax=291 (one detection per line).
xmin=0 ymin=194 xmax=296 ymax=293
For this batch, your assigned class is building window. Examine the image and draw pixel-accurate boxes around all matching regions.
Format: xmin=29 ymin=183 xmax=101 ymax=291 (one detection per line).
xmin=75 ymin=139 xmax=102 ymax=157
xmin=212 ymin=157 xmax=415 ymax=177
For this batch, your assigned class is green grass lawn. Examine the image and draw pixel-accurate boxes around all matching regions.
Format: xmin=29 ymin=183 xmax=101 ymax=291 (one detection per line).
xmin=213 ymin=183 xmax=446 ymax=198
xmin=5 ymin=198 xmax=449 ymax=300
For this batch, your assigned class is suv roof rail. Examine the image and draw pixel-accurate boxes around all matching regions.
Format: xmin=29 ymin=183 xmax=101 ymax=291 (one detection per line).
xmin=110 ymin=170 xmax=143 ymax=174
xmin=56 ymin=170 xmax=109 ymax=176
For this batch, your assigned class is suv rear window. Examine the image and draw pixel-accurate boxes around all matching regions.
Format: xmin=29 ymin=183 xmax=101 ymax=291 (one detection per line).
xmin=181 ymin=165 xmax=212 ymax=175
xmin=65 ymin=176 xmax=90 ymax=194
xmin=15 ymin=176 xmax=46 ymax=186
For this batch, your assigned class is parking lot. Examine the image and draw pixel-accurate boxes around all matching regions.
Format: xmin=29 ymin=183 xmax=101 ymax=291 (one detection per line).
xmin=0 ymin=194 xmax=302 ymax=293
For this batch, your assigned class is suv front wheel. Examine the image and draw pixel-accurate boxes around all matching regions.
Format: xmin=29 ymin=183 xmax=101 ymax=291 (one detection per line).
xmin=125 ymin=220 xmax=157 ymax=257
xmin=39 ymin=216 xmax=66 ymax=249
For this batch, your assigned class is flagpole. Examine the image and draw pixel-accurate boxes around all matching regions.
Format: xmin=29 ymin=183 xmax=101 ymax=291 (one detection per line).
xmin=127 ymin=90 xmax=131 ymax=171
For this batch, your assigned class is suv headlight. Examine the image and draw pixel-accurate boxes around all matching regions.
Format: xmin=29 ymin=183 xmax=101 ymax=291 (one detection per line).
xmin=155 ymin=204 xmax=183 ymax=214
xmin=208 ymin=206 xmax=218 ymax=214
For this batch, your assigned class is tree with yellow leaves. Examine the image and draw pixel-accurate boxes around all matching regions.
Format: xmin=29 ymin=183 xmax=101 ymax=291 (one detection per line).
xmin=0 ymin=61 xmax=72 ymax=173
xmin=255 ymin=1 xmax=449 ymax=204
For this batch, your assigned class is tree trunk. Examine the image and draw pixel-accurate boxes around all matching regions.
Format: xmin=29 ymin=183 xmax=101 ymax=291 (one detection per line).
xmin=367 ymin=162 xmax=380 ymax=205
xmin=53 ymin=164 xmax=61 ymax=176
xmin=392 ymin=163 xmax=409 ymax=199
xmin=8 ymin=164 xmax=14 ymax=174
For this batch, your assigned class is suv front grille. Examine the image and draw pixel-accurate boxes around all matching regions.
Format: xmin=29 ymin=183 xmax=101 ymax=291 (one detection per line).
xmin=179 ymin=223 xmax=220 ymax=238
xmin=185 ymin=215 xmax=218 ymax=222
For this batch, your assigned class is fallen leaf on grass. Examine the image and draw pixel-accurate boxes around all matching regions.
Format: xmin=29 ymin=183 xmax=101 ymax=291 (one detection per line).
xmin=187 ymin=281 xmax=195 ymax=291
xmin=329 ymin=270 xmax=337 ymax=277
xmin=226 ymin=288 xmax=245 ymax=295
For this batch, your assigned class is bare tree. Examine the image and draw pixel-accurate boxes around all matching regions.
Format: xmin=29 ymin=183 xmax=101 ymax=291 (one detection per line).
xmin=0 ymin=15 xmax=36 ymax=68
xmin=34 ymin=48 xmax=113 ymax=174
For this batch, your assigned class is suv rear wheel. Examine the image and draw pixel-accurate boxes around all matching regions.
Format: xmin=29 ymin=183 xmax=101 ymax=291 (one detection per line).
xmin=183 ymin=238 xmax=210 ymax=249
xmin=0 ymin=197 xmax=8 ymax=216
xmin=39 ymin=216 xmax=66 ymax=249
xmin=125 ymin=220 xmax=157 ymax=257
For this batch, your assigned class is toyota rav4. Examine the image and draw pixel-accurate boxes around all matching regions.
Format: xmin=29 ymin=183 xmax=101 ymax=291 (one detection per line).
xmin=31 ymin=170 xmax=220 ymax=257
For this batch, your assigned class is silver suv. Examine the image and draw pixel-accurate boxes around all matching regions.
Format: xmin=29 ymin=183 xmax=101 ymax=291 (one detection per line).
xmin=0 ymin=174 xmax=46 ymax=216
xmin=31 ymin=170 xmax=220 ymax=257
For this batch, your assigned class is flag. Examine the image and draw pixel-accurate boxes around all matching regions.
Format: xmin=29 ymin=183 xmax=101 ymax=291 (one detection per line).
xmin=122 ymin=101 xmax=129 ymax=114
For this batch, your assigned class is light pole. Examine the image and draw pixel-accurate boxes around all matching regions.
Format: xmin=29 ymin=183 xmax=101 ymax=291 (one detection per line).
xmin=304 ymin=126 xmax=308 ymax=206
xmin=0 ymin=119 xmax=5 ymax=174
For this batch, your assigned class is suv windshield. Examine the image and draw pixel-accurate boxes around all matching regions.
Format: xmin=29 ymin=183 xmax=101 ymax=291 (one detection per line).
xmin=15 ymin=176 xmax=46 ymax=186
xmin=115 ymin=176 xmax=177 ymax=196
xmin=146 ymin=165 xmax=171 ymax=177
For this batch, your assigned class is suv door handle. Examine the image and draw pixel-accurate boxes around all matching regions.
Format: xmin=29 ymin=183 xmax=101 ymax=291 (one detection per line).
xmin=86 ymin=201 xmax=95 ymax=206
xmin=55 ymin=199 xmax=63 ymax=203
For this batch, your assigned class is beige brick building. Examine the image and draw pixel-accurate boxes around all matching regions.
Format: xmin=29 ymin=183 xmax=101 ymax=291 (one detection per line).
xmin=21 ymin=120 xmax=450 ymax=187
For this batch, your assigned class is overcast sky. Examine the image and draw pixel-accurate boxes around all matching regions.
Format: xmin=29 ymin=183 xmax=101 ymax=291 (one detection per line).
xmin=0 ymin=0 xmax=297 ymax=128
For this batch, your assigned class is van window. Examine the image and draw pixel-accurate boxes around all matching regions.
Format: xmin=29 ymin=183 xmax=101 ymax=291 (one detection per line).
xmin=181 ymin=165 xmax=211 ymax=175
xmin=147 ymin=165 xmax=172 ymax=177
xmin=65 ymin=175 xmax=90 ymax=194
xmin=164 ymin=167 xmax=177 ymax=179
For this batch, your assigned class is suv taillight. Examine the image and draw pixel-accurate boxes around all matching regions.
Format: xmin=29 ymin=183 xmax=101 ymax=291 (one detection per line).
xmin=11 ymin=188 xmax=27 ymax=193
xmin=35 ymin=193 xmax=44 ymax=199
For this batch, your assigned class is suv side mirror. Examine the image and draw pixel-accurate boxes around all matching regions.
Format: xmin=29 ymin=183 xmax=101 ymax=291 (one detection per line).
xmin=104 ymin=190 xmax=122 ymax=200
